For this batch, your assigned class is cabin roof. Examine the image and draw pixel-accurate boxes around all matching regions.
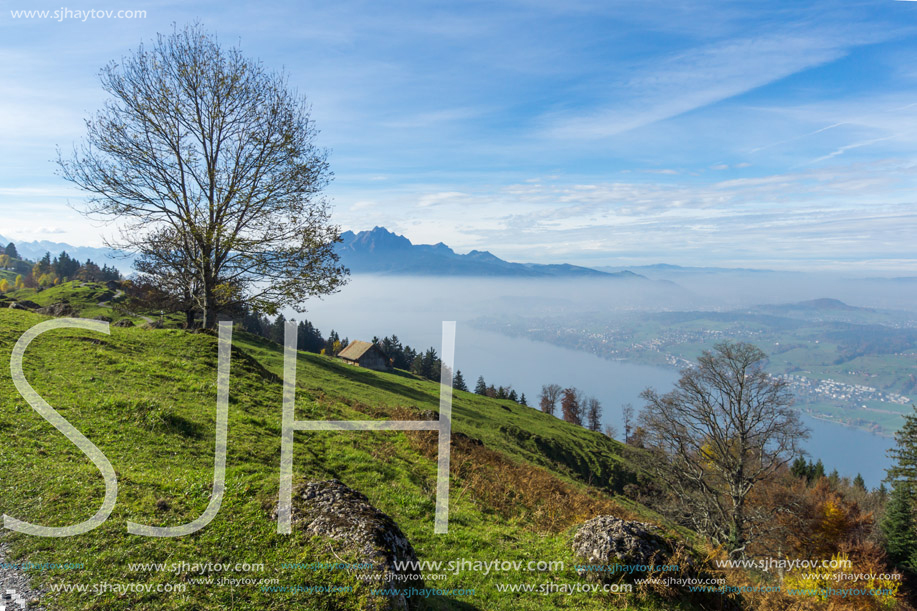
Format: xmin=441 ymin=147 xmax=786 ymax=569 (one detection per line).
xmin=337 ymin=340 xmax=385 ymax=361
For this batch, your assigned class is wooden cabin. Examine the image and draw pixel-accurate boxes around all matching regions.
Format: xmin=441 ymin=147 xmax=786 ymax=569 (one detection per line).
xmin=336 ymin=341 xmax=391 ymax=371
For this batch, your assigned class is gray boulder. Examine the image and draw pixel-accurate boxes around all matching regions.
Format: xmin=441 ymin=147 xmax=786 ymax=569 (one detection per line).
xmin=571 ymin=516 xmax=672 ymax=581
xmin=274 ymin=479 xmax=423 ymax=610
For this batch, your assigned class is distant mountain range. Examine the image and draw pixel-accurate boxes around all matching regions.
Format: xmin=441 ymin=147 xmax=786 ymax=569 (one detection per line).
xmin=0 ymin=228 xmax=644 ymax=279
xmin=597 ymin=263 xmax=779 ymax=274
xmin=0 ymin=234 xmax=131 ymax=271
xmin=336 ymin=227 xmax=644 ymax=278
xmin=772 ymin=298 xmax=869 ymax=312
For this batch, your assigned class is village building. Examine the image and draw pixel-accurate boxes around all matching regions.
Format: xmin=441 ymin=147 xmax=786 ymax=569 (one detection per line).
xmin=336 ymin=341 xmax=391 ymax=371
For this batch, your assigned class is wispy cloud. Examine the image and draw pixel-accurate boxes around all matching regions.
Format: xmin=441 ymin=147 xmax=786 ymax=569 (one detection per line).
xmin=539 ymin=29 xmax=884 ymax=140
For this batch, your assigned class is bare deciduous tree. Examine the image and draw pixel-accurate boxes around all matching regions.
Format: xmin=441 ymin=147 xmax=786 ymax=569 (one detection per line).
xmin=586 ymin=396 xmax=602 ymax=432
xmin=539 ymin=383 xmax=562 ymax=416
xmin=639 ymin=341 xmax=807 ymax=556
xmin=622 ymin=403 xmax=634 ymax=444
xmin=58 ymin=24 xmax=347 ymax=327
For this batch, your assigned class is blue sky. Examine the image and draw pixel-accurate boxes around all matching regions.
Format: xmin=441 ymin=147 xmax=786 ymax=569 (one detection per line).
xmin=2 ymin=0 xmax=917 ymax=270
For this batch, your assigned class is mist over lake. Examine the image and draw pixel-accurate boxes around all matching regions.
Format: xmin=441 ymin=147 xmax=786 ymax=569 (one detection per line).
xmin=288 ymin=273 xmax=906 ymax=488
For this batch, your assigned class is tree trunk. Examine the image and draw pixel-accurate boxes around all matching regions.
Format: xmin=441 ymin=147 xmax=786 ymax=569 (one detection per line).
xmin=729 ymin=495 xmax=746 ymax=556
xmin=202 ymin=292 xmax=216 ymax=329
xmin=201 ymin=257 xmax=216 ymax=329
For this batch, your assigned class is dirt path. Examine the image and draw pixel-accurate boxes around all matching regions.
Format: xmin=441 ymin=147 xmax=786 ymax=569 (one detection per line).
xmin=96 ymin=288 xmax=124 ymax=307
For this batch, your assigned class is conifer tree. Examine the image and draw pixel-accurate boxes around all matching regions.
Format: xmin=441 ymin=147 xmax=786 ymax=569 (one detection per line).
xmin=881 ymin=405 xmax=917 ymax=569
xmin=813 ymin=459 xmax=825 ymax=480
xmin=474 ymin=376 xmax=487 ymax=395
xmin=881 ymin=481 xmax=917 ymax=568
xmin=453 ymin=370 xmax=468 ymax=392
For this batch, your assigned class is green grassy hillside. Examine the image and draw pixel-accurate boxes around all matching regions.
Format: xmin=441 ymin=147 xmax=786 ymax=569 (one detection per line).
xmin=0 ymin=292 xmax=702 ymax=611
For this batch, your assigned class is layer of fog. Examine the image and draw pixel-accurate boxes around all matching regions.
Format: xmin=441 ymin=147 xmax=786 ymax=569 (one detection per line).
xmin=280 ymin=272 xmax=901 ymax=487
xmin=286 ymin=271 xmax=917 ymax=334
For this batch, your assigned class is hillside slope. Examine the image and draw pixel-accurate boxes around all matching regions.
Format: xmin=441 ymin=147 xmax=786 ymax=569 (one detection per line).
xmin=0 ymin=302 xmax=698 ymax=611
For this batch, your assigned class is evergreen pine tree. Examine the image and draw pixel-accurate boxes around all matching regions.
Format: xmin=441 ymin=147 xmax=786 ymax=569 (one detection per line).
xmin=474 ymin=376 xmax=487 ymax=395
xmin=812 ymin=459 xmax=825 ymax=480
xmin=519 ymin=392 xmax=528 ymax=406
xmin=453 ymin=370 xmax=468 ymax=392
xmin=853 ymin=473 xmax=866 ymax=491
xmin=881 ymin=405 xmax=917 ymax=569
xmin=420 ymin=348 xmax=439 ymax=380
xmin=270 ymin=314 xmax=286 ymax=344
xmin=790 ymin=457 xmax=807 ymax=479
xmin=889 ymin=405 xmax=917 ymax=483
xmin=881 ymin=481 xmax=917 ymax=568
xmin=410 ymin=354 xmax=424 ymax=376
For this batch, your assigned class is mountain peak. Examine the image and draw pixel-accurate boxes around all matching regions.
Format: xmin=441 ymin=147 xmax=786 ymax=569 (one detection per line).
xmin=336 ymin=226 xmax=643 ymax=279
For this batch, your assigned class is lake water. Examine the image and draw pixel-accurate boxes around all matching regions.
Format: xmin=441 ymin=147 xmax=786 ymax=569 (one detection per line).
xmin=288 ymin=275 xmax=895 ymax=488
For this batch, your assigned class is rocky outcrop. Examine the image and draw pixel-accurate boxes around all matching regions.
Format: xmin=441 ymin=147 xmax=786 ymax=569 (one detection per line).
xmin=36 ymin=302 xmax=75 ymax=317
xmin=8 ymin=300 xmax=39 ymax=311
xmin=112 ymin=318 xmax=135 ymax=327
xmin=274 ymin=479 xmax=423 ymax=610
xmin=571 ymin=516 xmax=672 ymax=581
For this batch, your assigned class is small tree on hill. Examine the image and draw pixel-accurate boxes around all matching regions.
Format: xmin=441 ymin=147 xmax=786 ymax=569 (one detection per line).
xmin=453 ymin=370 xmax=468 ymax=392
xmin=33 ymin=253 xmax=51 ymax=278
xmin=881 ymin=404 xmax=917 ymax=569
xmin=58 ymin=24 xmax=347 ymax=327
xmin=881 ymin=481 xmax=917 ymax=568
xmin=561 ymin=387 xmax=582 ymax=425
xmin=814 ymin=460 xmax=826 ymax=480
xmin=539 ymin=383 xmax=561 ymax=416
xmin=4 ymin=242 xmax=18 ymax=258
xmin=586 ymin=396 xmax=602 ymax=432
xmin=622 ymin=403 xmax=634 ymax=444
xmin=639 ymin=341 xmax=807 ymax=556
xmin=853 ymin=473 xmax=866 ymax=491
xmin=474 ymin=376 xmax=487 ymax=395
